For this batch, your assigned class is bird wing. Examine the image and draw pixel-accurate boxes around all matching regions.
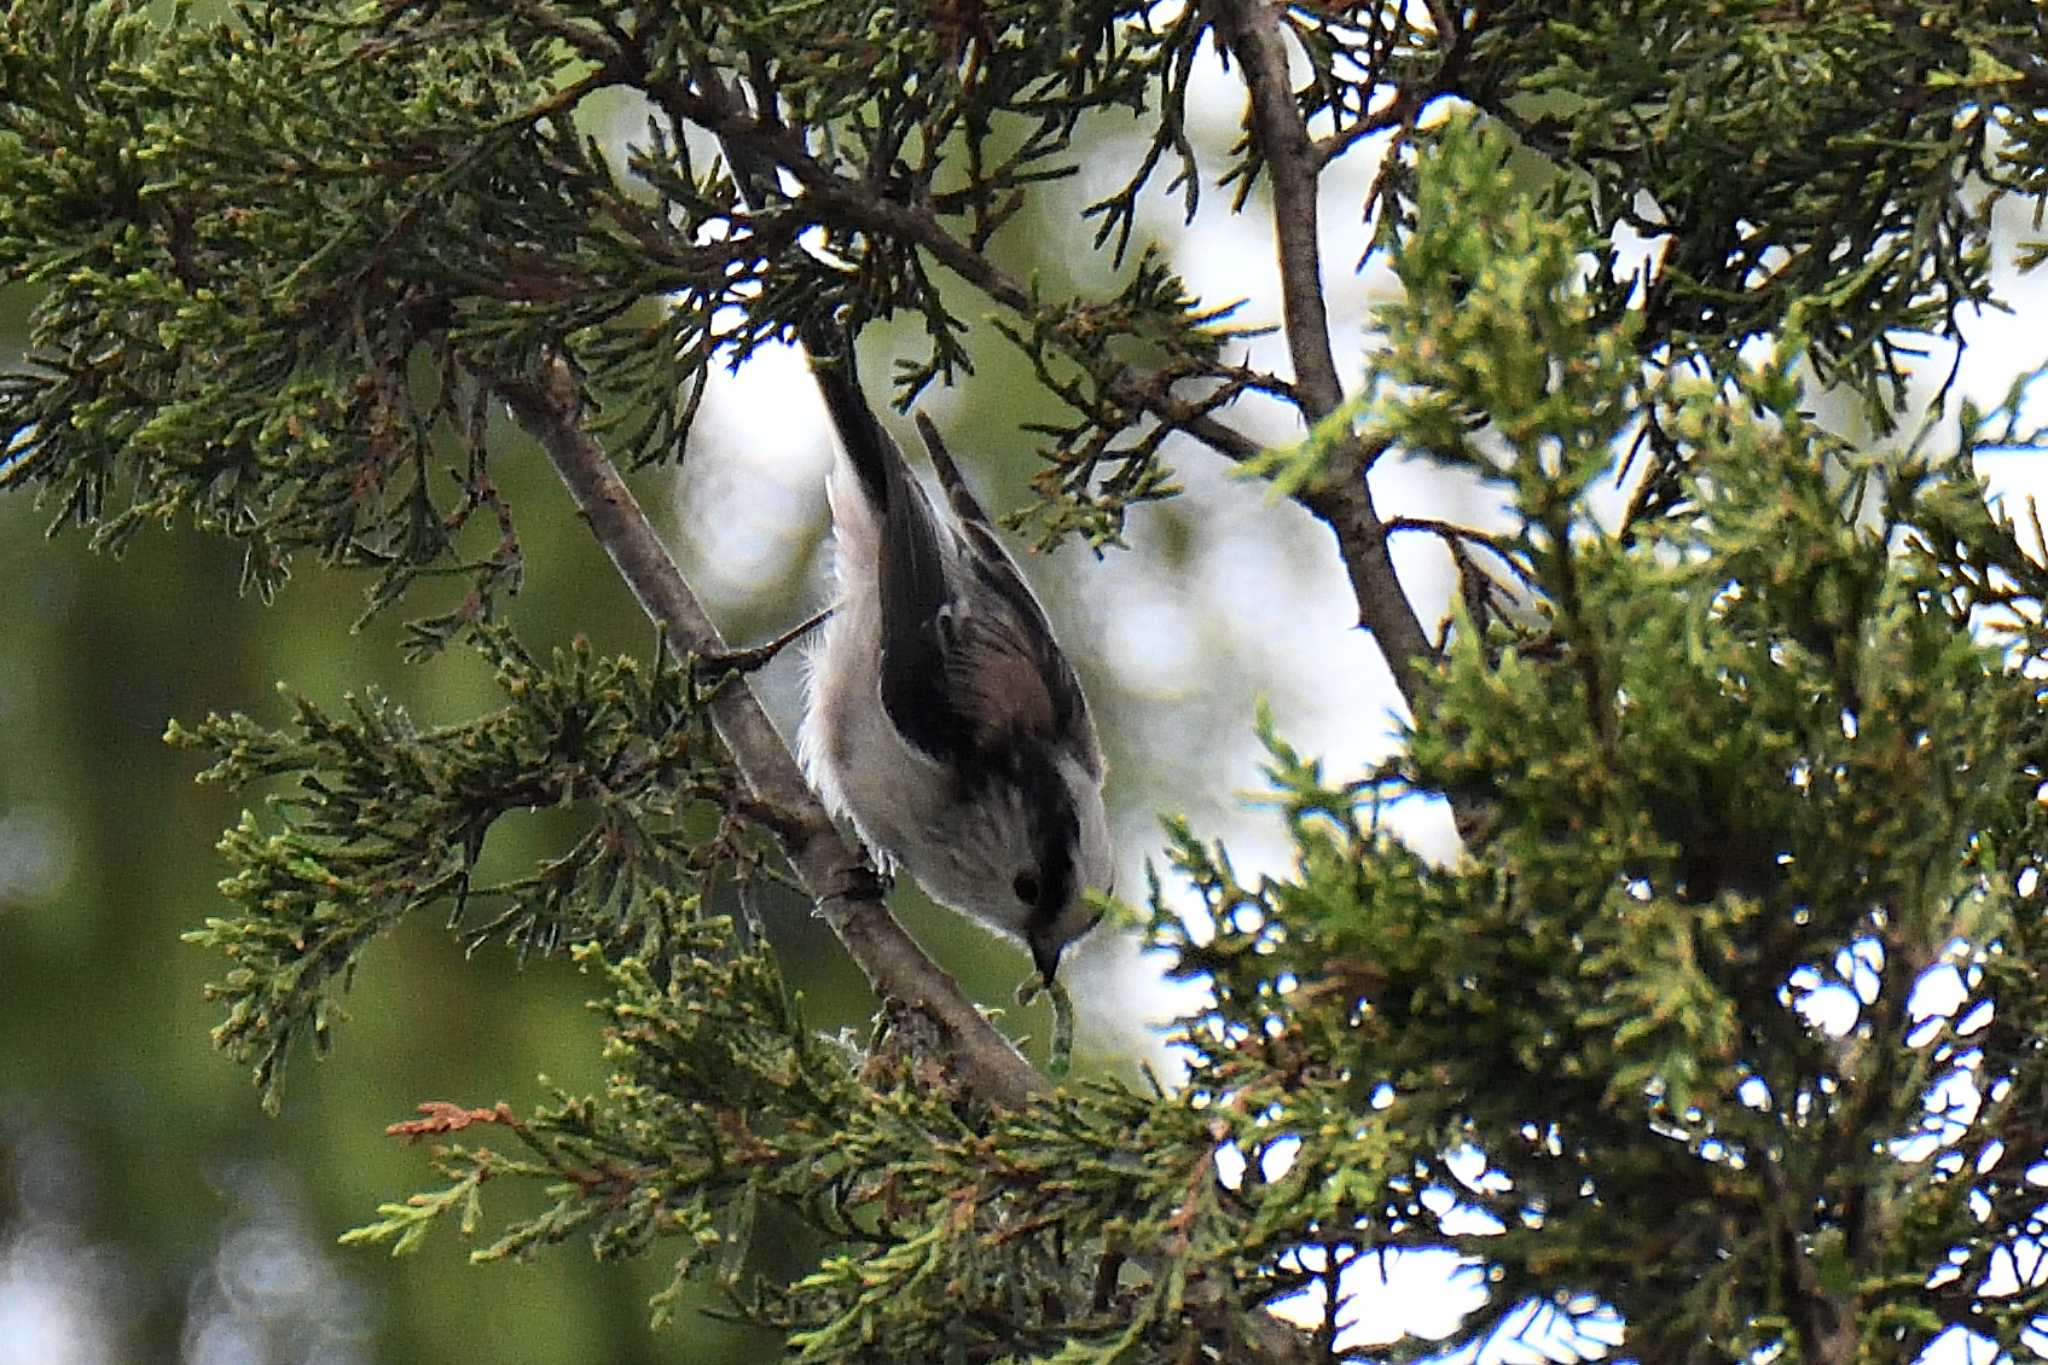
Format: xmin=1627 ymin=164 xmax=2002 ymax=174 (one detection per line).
xmin=874 ymin=425 xmax=1099 ymax=781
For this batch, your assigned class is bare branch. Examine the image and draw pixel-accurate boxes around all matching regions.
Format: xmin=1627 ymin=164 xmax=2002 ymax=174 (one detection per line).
xmin=495 ymin=352 xmax=1048 ymax=1111
xmin=1200 ymin=0 xmax=1345 ymax=418
xmin=1386 ymin=515 xmax=1536 ymax=587
xmin=1314 ymin=88 xmax=1421 ymax=168
xmin=1300 ymin=475 xmax=1440 ymax=711
xmin=1202 ymin=1 xmax=1445 ymax=729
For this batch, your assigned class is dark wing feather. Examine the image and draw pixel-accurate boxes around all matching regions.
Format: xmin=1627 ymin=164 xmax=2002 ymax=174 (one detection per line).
xmin=872 ymin=424 xmax=978 ymax=765
xmin=788 ymin=330 xmax=974 ymax=766
xmin=913 ymin=413 xmax=1097 ymax=770
xmin=956 ymin=545 xmax=1096 ymax=767
xmin=814 ymin=344 xmax=893 ymax=510
xmin=707 ymin=80 xmax=1037 ymax=769
xmin=710 ymin=75 xmax=1102 ymax=830
xmin=834 ymin=375 xmax=1100 ymax=789
xmin=914 ymin=411 xmax=994 ymax=528
xmin=879 ymin=443 xmax=1102 ymax=782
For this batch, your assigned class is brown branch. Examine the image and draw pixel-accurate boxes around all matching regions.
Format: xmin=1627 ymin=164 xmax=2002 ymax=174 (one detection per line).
xmin=1386 ymin=515 xmax=1537 ymax=588
xmin=1201 ymin=1 xmax=1443 ymax=728
xmin=495 ymin=352 xmax=1047 ymax=1111
xmin=1314 ymin=87 xmax=1424 ymax=168
xmin=1201 ymin=1 xmax=1344 ymax=418
xmin=1300 ymin=476 xmax=1441 ymax=712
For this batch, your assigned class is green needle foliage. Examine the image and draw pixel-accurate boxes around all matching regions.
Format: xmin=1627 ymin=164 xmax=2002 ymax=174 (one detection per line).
xmin=167 ymin=625 xmax=752 ymax=1110
xmin=9 ymin=1 xmax=2048 ymax=1362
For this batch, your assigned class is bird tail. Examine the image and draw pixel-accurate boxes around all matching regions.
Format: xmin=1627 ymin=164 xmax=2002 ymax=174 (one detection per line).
xmin=710 ymin=80 xmax=896 ymax=510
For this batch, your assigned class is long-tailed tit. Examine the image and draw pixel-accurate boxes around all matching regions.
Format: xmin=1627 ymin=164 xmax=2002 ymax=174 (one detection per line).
xmin=701 ymin=98 xmax=1110 ymax=980
xmin=795 ymin=349 xmax=1113 ymax=982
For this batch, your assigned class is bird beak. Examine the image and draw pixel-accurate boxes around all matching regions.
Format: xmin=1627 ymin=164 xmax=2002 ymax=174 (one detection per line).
xmin=1030 ymin=936 xmax=1064 ymax=986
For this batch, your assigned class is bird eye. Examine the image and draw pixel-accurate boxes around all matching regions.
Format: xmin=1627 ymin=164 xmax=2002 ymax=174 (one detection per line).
xmin=1012 ymin=871 xmax=1040 ymax=906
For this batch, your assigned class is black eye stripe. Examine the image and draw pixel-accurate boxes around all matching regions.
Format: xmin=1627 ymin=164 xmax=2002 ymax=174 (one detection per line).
xmin=1012 ymin=871 xmax=1040 ymax=905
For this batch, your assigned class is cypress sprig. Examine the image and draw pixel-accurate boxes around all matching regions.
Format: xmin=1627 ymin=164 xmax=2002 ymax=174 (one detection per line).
xmin=169 ymin=624 xmax=746 ymax=1110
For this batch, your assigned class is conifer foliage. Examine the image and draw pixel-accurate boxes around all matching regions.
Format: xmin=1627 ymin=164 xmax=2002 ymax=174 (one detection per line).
xmin=7 ymin=2 xmax=2048 ymax=1360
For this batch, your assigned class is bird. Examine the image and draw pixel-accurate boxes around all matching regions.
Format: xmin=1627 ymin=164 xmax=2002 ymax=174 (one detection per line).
xmin=702 ymin=86 xmax=1112 ymax=980
xmin=794 ymin=341 xmax=1114 ymax=983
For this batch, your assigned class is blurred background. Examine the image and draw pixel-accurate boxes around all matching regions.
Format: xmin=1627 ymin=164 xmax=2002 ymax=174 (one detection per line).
xmin=7 ymin=9 xmax=2047 ymax=1365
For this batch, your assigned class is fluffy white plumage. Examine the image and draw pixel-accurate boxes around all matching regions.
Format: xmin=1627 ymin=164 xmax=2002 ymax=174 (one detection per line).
xmin=798 ymin=417 xmax=1112 ymax=981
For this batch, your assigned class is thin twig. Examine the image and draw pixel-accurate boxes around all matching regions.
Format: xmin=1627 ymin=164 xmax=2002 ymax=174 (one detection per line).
xmin=495 ymin=352 xmax=1048 ymax=1111
xmin=1315 ymin=88 xmax=1423 ymax=168
xmin=1386 ymin=515 xmax=1537 ymax=588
